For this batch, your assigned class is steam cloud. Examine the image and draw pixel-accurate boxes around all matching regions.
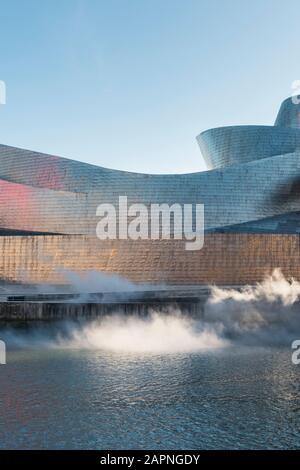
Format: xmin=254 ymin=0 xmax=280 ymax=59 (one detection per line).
xmin=204 ymin=269 xmax=300 ymax=346
xmin=1 ymin=269 xmax=300 ymax=353
xmin=54 ymin=313 xmax=226 ymax=354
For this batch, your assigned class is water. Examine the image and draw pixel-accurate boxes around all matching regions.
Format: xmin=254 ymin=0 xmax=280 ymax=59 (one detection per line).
xmin=0 ymin=341 xmax=300 ymax=449
xmin=1 ymin=270 xmax=300 ymax=450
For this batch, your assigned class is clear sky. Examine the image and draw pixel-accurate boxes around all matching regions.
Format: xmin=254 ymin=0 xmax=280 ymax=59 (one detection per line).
xmin=0 ymin=0 xmax=300 ymax=174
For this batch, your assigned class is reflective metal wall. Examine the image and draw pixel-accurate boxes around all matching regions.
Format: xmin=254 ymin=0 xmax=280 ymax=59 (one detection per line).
xmin=1 ymin=97 xmax=300 ymax=285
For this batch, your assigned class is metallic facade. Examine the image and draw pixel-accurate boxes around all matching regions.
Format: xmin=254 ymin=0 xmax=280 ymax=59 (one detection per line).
xmin=1 ymin=97 xmax=300 ymax=286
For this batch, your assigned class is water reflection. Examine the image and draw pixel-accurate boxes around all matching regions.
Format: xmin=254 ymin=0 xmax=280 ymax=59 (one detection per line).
xmin=0 ymin=345 xmax=299 ymax=449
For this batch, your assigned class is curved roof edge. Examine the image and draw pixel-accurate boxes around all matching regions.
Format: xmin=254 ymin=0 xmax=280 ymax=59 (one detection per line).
xmin=197 ymin=125 xmax=300 ymax=169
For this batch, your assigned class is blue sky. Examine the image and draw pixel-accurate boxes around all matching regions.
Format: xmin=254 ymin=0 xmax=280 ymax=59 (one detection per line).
xmin=0 ymin=0 xmax=300 ymax=174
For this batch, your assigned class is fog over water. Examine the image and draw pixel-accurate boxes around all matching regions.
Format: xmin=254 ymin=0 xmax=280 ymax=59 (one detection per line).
xmin=1 ymin=269 xmax=300 ymax=353
xmin=1 ymin=269 xmax=300 ymax=449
